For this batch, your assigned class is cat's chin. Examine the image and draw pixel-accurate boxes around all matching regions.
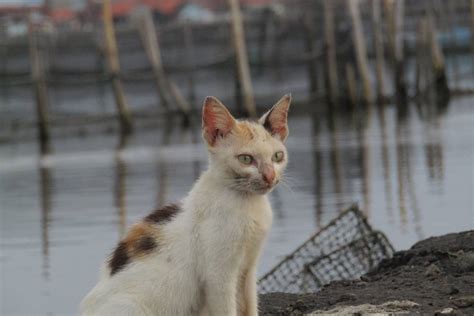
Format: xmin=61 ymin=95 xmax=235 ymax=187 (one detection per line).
xmin=247 ymin=184 xmax=276 ymax=195
xmin=252 ymin=187 xmax=274 ymax=195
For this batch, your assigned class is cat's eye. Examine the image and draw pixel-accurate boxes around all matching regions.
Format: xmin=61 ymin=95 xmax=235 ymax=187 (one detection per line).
xmin=238 ymin=154 xmax=254 ymax=165
xmin=272 ymin=151 xmax=284 ymax=163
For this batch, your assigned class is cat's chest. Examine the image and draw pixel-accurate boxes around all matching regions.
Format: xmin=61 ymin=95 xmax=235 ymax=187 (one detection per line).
xmin=209 ymin=200 xmax=271 ymax=240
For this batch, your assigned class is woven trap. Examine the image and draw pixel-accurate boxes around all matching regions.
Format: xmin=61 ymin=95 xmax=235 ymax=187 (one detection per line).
xmin=258 ymin=205 xmax=394 ymax=294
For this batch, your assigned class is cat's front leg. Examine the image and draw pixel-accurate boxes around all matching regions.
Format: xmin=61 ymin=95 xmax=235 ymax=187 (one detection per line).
xmin=238 ymin=267 xmax=258 ymax=316
xmin=205 ymin=275 xmax=238 ymax=316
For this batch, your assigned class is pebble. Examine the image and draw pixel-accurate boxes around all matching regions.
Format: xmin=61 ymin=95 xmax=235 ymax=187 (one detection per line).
xmin=425 ymin=263 xmax=442 ymax=278
xmin=452 ymin=296 xmax=474 ymax=308
xmin=434 ymin=307 xmax=455 ymax=315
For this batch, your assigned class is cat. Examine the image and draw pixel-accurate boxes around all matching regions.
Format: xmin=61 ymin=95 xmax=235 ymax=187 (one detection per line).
xmin=80 ymin=94 xmax=291 ymax=316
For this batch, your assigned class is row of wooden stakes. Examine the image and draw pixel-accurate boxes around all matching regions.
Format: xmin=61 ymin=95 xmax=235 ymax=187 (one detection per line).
xmin=28 ymin=0 xmax=256 ymax=153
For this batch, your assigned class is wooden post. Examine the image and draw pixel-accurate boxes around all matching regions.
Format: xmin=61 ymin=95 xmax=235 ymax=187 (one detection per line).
xmin=384 ymin=0 xmax=395 ymax=60
xmin=28 ymin=25 xmax=50 ymax=153
xmin=415 ymin=19 xmax=428 ymax=96
xmin=371 ymin=0 xmax=385 ymax=101
xmin=471 ymin=0 xmax=474 ymax=65
xmin=168 ymin=81 xmax=191 ymax=125
xmin=348 ymin=0 xmax=373 ymax=105
xmin=303 ymin=12 xmax=318 ymax=100
xmin=323 ymin=0 xmax=339 ymax=106
xmin=183 ymin=22 xmax=196 ymax=107
xmin=103 ymin=0 xmax=133 ymax=135
xmin=427 ymin=15 xmax=450 ymax=97
xmin=228 ymin=0 xmax=256 ymax=117
xmin=345 ymin=63 xmax=357 ymax=107
xmin=135 ymin=8 xmax=171 ymax=110
xmin=135 ymin=9 xmax=191 ymax=117
xmin=386 ymin=0 xmax=407 ymax=101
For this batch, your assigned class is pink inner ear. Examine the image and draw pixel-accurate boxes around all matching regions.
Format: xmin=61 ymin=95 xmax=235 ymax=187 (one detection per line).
xmin=265 ymin=108 xmax=288 ymax=140
xmin=202 ymin=98 xmax=235 ymax=146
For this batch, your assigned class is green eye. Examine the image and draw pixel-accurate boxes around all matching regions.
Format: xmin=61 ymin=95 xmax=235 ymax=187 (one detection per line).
xmin=273 ymin=151 xmax=284 ymax=162
xmin=238 ymin=154 xmax=253 ymax=165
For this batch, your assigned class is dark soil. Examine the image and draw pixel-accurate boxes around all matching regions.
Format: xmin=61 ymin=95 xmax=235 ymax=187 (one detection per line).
xmin=260 ymin=231 xmax=474 ymax=315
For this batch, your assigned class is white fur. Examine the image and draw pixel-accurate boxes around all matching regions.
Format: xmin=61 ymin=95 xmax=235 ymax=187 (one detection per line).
xmin=80 ymin=96 xmax=290 ymax=316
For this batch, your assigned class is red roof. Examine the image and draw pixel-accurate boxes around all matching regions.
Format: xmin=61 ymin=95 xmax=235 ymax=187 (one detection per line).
xmin=111 ymin=0 xmax=137 ymax=17
xmin=111 ymin=0 xmax=184 ymax=17
xmin=0 ymin=5 xmax=42 ymax=15
xmin=192 ymin=0 xmax=273 ymax=10
xmin=49 ymin=8 xmax=76 ymax=22
xmin=143 ymin=0 xmax=183 ymax=15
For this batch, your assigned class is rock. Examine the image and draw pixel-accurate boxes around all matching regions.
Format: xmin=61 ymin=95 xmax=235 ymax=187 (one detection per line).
xmin=434 ymin=307 xmax=456 ymax=315
xmin=454 ymin=252 xmax=474 ymax=273
xmin=442 ymin=285 xmax=460 ymax=295
xmin=452 ymin=296 xmax=474 ymax=308
xmin=425 ymin=263 xmax=442 ymax=278
xmin=337 ymin=293 xmax=357 ymax=302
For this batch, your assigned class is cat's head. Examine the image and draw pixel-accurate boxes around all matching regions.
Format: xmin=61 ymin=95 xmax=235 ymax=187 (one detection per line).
xmin=202 ymin=95 xmax=291 ymax=195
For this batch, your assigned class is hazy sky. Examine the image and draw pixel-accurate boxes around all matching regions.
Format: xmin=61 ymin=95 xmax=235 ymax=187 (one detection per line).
xmin=0 ymin=0 xmax=43 ymax=4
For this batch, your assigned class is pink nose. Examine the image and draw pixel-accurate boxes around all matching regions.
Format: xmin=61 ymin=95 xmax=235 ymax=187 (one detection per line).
xmin=261 ymin=167 xmax=275 ymax=185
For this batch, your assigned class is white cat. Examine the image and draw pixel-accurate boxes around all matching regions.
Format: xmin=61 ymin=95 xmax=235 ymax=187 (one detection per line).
xmin=80 ymin=94 xmax=291 ymax=316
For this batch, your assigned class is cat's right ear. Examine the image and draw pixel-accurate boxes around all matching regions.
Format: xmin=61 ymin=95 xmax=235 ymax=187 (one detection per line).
xmin=202 ymin=96 xmax=236 ymax=146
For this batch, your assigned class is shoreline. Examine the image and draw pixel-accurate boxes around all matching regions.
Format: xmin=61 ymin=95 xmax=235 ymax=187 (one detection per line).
xmin=259 ymin=231 xmax=474 ymax=315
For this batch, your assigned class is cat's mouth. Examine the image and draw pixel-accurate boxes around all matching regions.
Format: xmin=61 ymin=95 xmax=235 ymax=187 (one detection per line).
xmin=231 ymin=170 xmax=278 ymax=194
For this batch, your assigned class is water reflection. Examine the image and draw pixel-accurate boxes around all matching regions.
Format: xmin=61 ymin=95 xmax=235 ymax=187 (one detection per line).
xmin=114 ymin=134 xmax=129 ymax=237
xmin=376 ymin=102 xmax=394 ymax=222
xmin=327 ymin=111 xmax=344 ymax=213
xmin=2 ymin=95 xmax=473 ymax=315
xmin=39 ymin=163 xmax=52 ymax=280
xmin=311 ymin=110 xmax=323 ymax=228
xmin=155 ymin=117 xmax=174 ymax=207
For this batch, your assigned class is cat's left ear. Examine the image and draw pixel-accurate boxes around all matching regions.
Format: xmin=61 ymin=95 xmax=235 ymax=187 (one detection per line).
xmin=202 ymin=96 xmax=236 ymax=146
xmin=259 ymin=94 xmax=291 ymax=142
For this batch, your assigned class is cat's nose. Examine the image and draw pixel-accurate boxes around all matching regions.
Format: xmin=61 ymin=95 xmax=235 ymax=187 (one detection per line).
xmin=261 ymin=167 xmax=275 ymax=185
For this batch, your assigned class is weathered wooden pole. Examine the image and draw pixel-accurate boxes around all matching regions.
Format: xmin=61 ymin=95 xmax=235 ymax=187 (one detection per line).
xmin=471 ymin=0 xmax=474 ymax=64
xmin=415 ymin=19 xmax=429 ymax=96
xmin=135 ymin=8 xmax=172 ymax=110
xmin=323 ymin=0 xmax=339 ymax=106
xmin=103 ymin=0 xmax=133 ymax=135
xmin=389 ymin=0 xmax=407 ymax=100
xmin=345 ymin=63 xmax=357 ymax=107
xmin=183 ymin=22 xmax=196 ymax=106
xmin=384 ymin=0 xmax=395 ymax=60
xmin=303 ymin=12 xmax=318 ymax=99
xmin=348 ymin=0 xmax=373 ymax=106
xmin=228 ymin=0 xmax=256 ymax=117
xmin=427 ymin=15 xmax=450 ymax=97
xmin=28 ymin=25 xmax=50 ymax=153
xmin=134 ymin=9 xmax=191 ymax=118
xmin=168 ymin=81 xmax=191 ymax=125
xmin=371 ymin=0 xmax=385 ymax=101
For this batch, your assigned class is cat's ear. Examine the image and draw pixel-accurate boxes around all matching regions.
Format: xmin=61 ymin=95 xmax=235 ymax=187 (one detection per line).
xmin=259 ymin=94 xmax=291 ymax=142
xmin=202 ymin=96 xmax=236 ymax=146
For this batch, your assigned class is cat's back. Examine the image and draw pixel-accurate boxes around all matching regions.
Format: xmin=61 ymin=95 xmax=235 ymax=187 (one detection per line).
xmin=80 ymin=203 xmax=201 ymax=315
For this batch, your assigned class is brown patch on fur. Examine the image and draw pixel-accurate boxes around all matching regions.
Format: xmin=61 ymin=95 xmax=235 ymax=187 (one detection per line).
xmin=144 ymin=203 xmax=181 ymax=224
xmin=109 ymin=223 xmax=159 ymax=276
xmin=109 ymin=241 xmax=129 ymax=275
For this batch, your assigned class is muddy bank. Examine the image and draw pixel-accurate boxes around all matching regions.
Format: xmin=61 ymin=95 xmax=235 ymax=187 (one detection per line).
xmin=260 ymin=231 xmax=474 ymax=315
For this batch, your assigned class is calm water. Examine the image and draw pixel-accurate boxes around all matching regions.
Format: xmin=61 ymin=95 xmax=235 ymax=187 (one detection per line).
xmin=1 ymin=96 xmax=473 ymax=315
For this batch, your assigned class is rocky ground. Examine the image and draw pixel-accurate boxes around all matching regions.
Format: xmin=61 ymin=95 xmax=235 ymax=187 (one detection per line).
xmin=259 ymin=231 xmax=474 ymax=315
